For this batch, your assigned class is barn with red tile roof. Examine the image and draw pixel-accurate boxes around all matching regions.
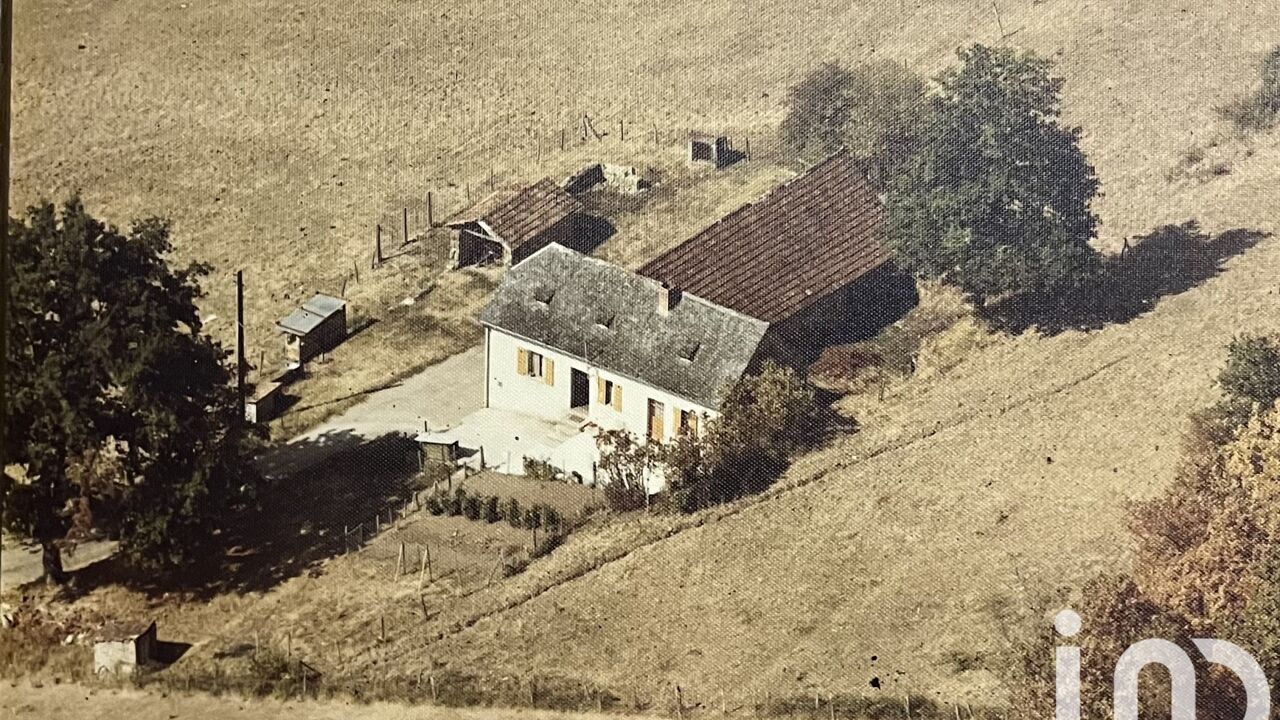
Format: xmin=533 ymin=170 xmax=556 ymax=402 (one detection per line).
xmin=638 ymin=150 xmax=891 ymax=322
xmin=638 ymin=150 xmax=911 ymax=358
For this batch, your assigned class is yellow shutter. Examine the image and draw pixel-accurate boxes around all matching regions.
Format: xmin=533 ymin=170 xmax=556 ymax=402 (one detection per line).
xmin=516 ymin=348 xmax=528 ymax=376
xmin=689 ymin=413 xmax=699 ymax=436
xmin=544 ymin=359 xmax=555 ymax=386
xmin=673 ymin=407 xmax=681 ymax=434
xmin=597 ymin=377 xmax=606 ymax=404
xmin=612 ymin=384 xmax=623 ymax=411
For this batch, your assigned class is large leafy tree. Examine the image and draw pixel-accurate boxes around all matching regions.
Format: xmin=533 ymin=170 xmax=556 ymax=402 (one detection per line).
xmin=886 ymin=44 xmax=1100 ymax=305
xmin=779 ymin=60 xmax=930 ymax=180
xmin=3 ymin=198 xmax=258 ymax=583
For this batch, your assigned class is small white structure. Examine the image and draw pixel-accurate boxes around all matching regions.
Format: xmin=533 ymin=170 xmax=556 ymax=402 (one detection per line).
xmin=94 ymin=620 xmax=156 ymax=676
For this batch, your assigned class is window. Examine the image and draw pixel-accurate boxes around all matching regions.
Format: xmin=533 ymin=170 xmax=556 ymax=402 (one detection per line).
xmin=597 ymin=377 xmax=622 ymax=411
xmin=677 ymin=409 xmax=699 ymax=436
xmin=647 ymin=399 xmax=666 ymax=442
xmin=516 ymin=348 xmax=554 ymax=385
xmin=526 ymin=350 xmax=544 ymax=378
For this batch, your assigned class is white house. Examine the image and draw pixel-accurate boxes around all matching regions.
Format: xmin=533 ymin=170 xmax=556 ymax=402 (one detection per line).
xmin=449 ymin=151 xmax=903 ymax=491
xmin=469 ymin=243 xmax=769 ymax=486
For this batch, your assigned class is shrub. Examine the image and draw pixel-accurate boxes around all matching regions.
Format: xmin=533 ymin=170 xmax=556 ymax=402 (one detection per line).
xmin=462 ymin=494 xmax=482 ymax=520
xmin=1219 ymin=334 xmax=1280 ymax=410
xmin=596 ymin=430 xmax=656 ymax=511
xmin=522 ymin=507 xmax=541 ymax=530
xmin=1217 ymin=45 xmax=1280 ymax=132
xmin=425 ymin=494 xmax=444 ymax=515
xmin=482 ymin=496 xmax=501 ymax=523
xmin=445 ymin=491 xmax=464 ymax=516
xmin=1261 ymin=46 xmax=1280 ymax=112
xmin=538 ymin=505 xmax=561 ymax=534
xmin=662 ymin=361 xmax=821 ymax=511
xmin=522 ymin=457 xmax=559 ymax=483
xmin=504 ymin=498 xmax=522 ymax=527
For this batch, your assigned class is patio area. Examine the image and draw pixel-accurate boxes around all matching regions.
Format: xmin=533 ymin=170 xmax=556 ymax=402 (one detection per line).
xmin=436 ymin=407 xmax=607 ymax=482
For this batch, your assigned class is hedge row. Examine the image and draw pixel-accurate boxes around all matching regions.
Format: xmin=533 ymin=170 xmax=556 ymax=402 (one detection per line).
xmin=424 ymin=487 xmax=562 ymax=532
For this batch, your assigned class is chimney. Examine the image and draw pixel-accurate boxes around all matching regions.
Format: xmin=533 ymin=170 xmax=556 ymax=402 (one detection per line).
xmin=656 ymin=282 xmax=680 ymax=316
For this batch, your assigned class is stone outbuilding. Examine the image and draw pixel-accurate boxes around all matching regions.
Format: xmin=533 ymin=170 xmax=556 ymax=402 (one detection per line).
xmin=93 ymin=620 xmax=156 ymax=676
xmin=446 ymin=178 xmax=583 ymax=270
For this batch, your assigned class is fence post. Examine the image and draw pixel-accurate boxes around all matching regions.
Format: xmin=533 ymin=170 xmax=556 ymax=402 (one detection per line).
xmin=403 ymin=207 xmax=410 ymax=246
xmin=427 ymin=191 xmax=434 ymax=228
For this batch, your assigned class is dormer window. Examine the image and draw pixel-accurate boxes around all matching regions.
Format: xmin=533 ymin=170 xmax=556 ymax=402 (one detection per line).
xmin=677 ymin=340 xmax=700 ymax=363
xmin=595 ymin=311 xmax=615 ymax=330
xmin=532 ymin=287 xmax=555 ymax=305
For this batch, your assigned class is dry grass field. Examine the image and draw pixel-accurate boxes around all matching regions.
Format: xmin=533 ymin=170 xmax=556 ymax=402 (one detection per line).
xmin=7 ymin=0 xmax=1280 ymax=715
xmin=0 ymin=681 xmax=636 ymax=720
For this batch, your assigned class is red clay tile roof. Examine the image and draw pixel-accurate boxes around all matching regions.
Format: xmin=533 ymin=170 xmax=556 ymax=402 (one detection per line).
xmin=450 ymin=178 xmax=582 ymax=251
xmin=638 ymin=151 xmax=890 ymax=323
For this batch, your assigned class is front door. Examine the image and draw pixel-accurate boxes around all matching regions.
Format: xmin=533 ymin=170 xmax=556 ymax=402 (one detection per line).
xmin=570 ymin=368 xmax=590 ymax=410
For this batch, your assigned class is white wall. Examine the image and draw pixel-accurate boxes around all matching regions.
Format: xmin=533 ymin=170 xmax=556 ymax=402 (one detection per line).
xmin=485 ymin=327 xmax=715 ymax=443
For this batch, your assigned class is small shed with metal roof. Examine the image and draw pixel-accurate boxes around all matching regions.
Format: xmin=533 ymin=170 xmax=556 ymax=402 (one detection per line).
xmin=277 ymin=293 xmax=348 ymax=367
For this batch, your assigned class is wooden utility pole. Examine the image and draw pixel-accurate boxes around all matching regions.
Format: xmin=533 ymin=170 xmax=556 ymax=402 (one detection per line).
xmin=235 ymin=270 xmax=246 ymax=420
xmin=0 ymin=0 xmax=13 ymax=592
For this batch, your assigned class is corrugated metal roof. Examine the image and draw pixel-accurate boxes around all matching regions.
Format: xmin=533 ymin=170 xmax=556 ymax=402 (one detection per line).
xmin=638 ymin=151 xmax=890 ymax=322
xmin=303 ymin=293 xmax=346 ymax=317
xmin=449 ymin=178 xmax=582 ymax=251
xmin=277 ymin=293 xmax=345 ymax=336
xmin=481 ymin=245 xmax=768 ymax=409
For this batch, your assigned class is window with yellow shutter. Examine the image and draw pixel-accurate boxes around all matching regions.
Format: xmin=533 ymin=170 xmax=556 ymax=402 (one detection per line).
xmin=597 ymin=378 xmax=622 ymax=410
xmin=518 ymin=348 xmax=546 ymax=379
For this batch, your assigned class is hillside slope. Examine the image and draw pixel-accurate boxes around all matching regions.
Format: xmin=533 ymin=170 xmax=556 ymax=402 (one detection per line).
xmin=10 ymin=0 xmax=1280 ymax=711
xmin=12 ymin=0 xmax=1278 ymax=361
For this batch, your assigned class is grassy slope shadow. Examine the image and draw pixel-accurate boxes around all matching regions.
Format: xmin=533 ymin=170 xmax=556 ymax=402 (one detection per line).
xmin=70 ymin=429 xmax=426 ymax=599
xmin=989 ymin=222 xmax=1270 ymax=335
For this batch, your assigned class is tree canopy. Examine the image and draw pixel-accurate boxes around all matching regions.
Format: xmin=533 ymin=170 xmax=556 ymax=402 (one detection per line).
xmin=3 ymin=198 xmax=258 ymax=583
xmin=779 ymin=59 xmax=930 ymax=179
xmin=885 ymin=44 xmax=1100 ymax=305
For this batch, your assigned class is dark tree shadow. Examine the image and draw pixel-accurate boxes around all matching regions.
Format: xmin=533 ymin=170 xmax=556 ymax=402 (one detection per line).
xmin=71 ymin=429 xmax=426 ymax=598
xmin=989 ymin=222 xmax=1270 ymax=335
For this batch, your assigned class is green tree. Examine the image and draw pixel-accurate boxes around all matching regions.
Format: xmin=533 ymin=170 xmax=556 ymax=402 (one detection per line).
xmin=595 ymin=429 xmax=657 ymax=511
xmin=663 ymin=361 xmax=820 ymax=510
xmin=1217 ymin=334 xmax=1280 ymax=416
xmin=1261 ymin=45 xmax=1280 ymax=112
xmin=3 ymin=198 xmax=258 ymax=582
xmin=886 ymin=44 xmax=1100 ymax=305
xmin=779 ymin=60 xmax=930 ymax=179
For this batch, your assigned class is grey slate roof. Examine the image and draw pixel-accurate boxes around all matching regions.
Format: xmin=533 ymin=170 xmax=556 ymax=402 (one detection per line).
xmin=481 ymin=245 xmax=769 ymax=408
xmin=278 ymin=294 xmax=346 ymax=336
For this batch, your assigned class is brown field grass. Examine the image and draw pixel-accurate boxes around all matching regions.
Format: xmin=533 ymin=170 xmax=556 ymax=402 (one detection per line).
xmin=9 ymin=0 xmax=1280 ymax=714
xmin=0 ymin=680 xmax=642 ymax=720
